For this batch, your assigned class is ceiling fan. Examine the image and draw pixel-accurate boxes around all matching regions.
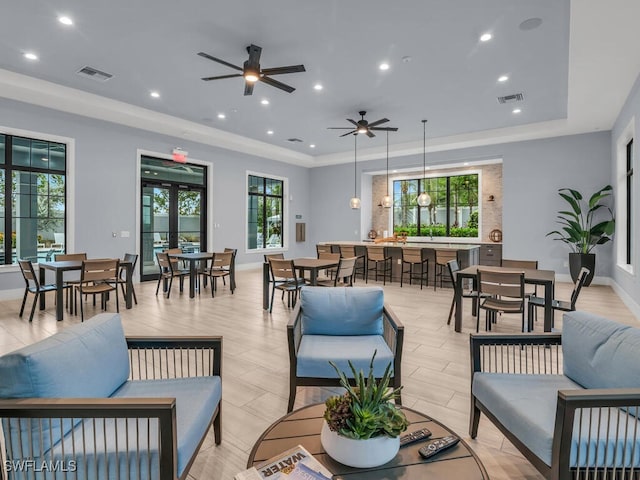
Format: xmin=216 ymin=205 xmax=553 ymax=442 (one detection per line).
xmin=328 ymin=111 xmax=399 ymax=138
xmin=198 ymin=44 xmax=305 ymax=96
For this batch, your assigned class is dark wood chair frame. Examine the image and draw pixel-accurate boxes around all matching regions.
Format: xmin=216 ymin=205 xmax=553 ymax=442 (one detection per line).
xmin=470 ymin=333 xmax=640 ymax=480
xmin=18 ymin=259 xmax=69 ymax=322
xmin=339 ymin=245 xmax=366 ymax=281
xmin=156 ymin=252 xmax=189 ymax=298
xmin=366 ymin=246 xmax=392 ymax=285
xmin=0 ymin=336 xmax=222 ymax=480
xmin=287 ymin=301 xmax=404 ymax=412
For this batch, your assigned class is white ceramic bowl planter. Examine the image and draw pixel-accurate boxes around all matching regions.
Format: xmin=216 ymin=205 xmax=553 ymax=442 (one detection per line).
xmin=320 ymin=421 xmax=400 ymax=468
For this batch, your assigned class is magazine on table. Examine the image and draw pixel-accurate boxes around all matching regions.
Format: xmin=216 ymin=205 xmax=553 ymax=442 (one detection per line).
xmin=235 ymin=445 xmax=332 ymax=480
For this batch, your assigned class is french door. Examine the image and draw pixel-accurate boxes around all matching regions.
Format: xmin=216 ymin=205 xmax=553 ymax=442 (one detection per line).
xmin=140 ymin=161 xmax=207 ymax=280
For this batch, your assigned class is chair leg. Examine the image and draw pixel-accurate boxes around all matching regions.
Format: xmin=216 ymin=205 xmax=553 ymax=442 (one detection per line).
xmin=213 ymin=405 xmax=222 ymax=445
xmin=469 ymin=399 xmax=481 ymax=438
xmin=447 ymin=296 xmax=455 ymax=325
xmin=167 ymin=277 xmax=173 ymax=299
xmin=28 ymin=292 xmax=39 ymax=322
xmin=155 ymin=277 xmax=162 ymax=296
xmin=287 ymin=379 xmax=297 ymax=413
xmin=19 ymin=289 xmax=29 ymax=317
xmin=132 ymin=284 xmax=137 ymax=304
xmin=269 ymin=285 xmax=276 ymax=313
xmin=80 ymin=290 xmax=84 ymax=322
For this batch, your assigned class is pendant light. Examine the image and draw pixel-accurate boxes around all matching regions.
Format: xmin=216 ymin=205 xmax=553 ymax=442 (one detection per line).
xmin=417 ymin=119 xmax=432 ymax=207
xmin=349 ymin=133 xmax=361 ymax=209
xmin=381 ymin=130 xmax=393 ymax=208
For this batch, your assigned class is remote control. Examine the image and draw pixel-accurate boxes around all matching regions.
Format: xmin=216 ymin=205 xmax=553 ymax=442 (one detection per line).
xmin=399 ymin=427 xmax=432 ymax=447
xmin=418 ymin=435 xmax=460 ymax=459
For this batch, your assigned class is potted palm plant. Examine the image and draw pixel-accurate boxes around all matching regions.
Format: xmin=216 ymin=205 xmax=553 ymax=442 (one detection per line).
xmin=547 ymin=185 xmax=615 ymax=286
xmin=321 ymin=353 xmax=409 ymax=468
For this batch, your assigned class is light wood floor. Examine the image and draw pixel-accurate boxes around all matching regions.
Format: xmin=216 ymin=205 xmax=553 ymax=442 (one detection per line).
xmin=1 ymin=269 xmax=637 ymax=479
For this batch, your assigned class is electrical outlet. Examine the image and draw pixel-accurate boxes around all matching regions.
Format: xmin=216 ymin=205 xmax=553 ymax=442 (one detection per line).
xmin=397 ymin=259 xmax=402 ymax=265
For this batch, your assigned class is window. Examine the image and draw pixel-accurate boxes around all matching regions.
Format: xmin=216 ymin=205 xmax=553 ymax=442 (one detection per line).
xmin=247 ymin=173 xmax=285 ymax=250
xmin=393 ymin=173 xmax=479 ymax=238
xmin=0 ymin=134 xmax=66 ymax=264
xmin=626 ymin=138 xmax=633 ymax=265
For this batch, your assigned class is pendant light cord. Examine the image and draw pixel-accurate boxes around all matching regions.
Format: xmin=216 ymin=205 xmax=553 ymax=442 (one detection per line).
xmin=422 ymin=119 xmax=427 ymax=184
xmin=386 ymin=131 xmax=389 ymax=196
xmin=354 ymin=133 xmax=357 ymax=197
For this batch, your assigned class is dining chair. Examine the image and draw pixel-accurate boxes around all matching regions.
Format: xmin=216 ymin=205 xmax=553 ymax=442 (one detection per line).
xmin=224 ymin=247 xmax=238 ymax=290
xmin=18 ymin=259 xmax=67 ymax=322
xmin=54 ymin=252 xmax=88 ymax=312
xmin=501 ymin=258 xmax=539 ymax=297
xmin=527 ymin=267 xmax=590 ymax=331
xmin=366 ymin=246 xmax=392 ymax=285
xmin=400 ymin=248 xmax=430 ymax=289
xmin=476 ymin=268 xmax=526 ymax=333
xmin=268 ymin=258 xmax=305 ymax=313
xmin=205 ymin=251 xmax=234 ymax=297
xmin=155 ymin=252 xmax=189 ymax=298
xmin=116 ymin=253 xmax=138 ymax=304
xmin=339 ymin=245 xmax=366 ymax=281
xmin=317 ymin=251 xmax=340 ymax=281
xmin=316 ymin=256 xmax=357 ymax=287
xmin=446 ymin=259 xmax=489 ymax=326
xmin=75 ymin=258 xmax=120 ymax=322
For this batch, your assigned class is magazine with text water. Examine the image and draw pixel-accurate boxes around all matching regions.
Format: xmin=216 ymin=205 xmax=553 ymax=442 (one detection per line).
xmin=234 ymin=445 xmax=332 ymax=480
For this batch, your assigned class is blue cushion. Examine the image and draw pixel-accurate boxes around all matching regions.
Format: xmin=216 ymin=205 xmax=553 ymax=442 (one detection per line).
xmin=297 ymin=335 xmax=394 ymax=378
xmin=0 ymin=313 xmax=130 ymax=457
xmin=473 ymin=373 xmax=640 ymax=468
xmin=300 ymin=286 xmax=384 ymax=336
xmin=45 ymin=376 xmax=222 ymax=479
xmin=563 ymin=311 xmax=640 ymax=389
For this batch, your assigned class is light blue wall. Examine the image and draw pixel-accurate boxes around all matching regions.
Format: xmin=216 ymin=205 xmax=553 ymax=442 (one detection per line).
xmin=0 ymin=98 xmax=311 ymax=290
xmin=310 ymin=132 xmax=613 ymax=278
xmin=611 ymin=71 xmax=640 ymax=307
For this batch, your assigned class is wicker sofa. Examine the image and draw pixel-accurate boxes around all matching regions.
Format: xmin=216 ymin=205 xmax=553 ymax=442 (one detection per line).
xmin=469 ymin=311 xmax=640 ymax=480
xmin=0 ymin=313 xmax=222 ymax=480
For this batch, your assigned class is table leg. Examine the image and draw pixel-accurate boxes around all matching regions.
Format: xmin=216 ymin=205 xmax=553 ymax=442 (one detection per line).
xmin=125 ymin=264 xmax=133 ymax=309
xmin=263 ymin=263 xmax=270 ymax=310
xmin=55 ymin=270 xmax=64 ymax=321
xmin=544 ymin=280 xmax=554 ymax=332
xmin=310 ymin=268 xmax=318 ymax=286
xmin=189 ymin=259 xmax=196 ymax=298
xmin=39 ymin=266 xmax=46 ymax=310
xmin=455 ymin=275 xmax=463 ymax=332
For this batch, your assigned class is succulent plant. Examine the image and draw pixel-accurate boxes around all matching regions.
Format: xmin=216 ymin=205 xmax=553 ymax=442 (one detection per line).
xmin=323 ymin=351 xmax=408 ymax=440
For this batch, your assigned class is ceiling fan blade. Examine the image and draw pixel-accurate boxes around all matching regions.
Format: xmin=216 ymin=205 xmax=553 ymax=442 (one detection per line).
xmin=339 ymin=130 xmax=357 ymax=137
xmin=260 ymin=76 xmax=295 ymax=93
xmin=244 ymin=81 xmax=255 ymax=96
xmin=366 ymin=130 xmax=376 ymax=138
xmin=347 ymin=119 xmax=359 ymax=127
xmin=261 ymin=65 xmax=306 ymax=76
xmin=327 ymin=127 xmax=354 ymax=130
xmin=197 ymin=52 xmax=243 ymax=72
xmin=370 ymin=126 xmax=399 ymax=132
xmin=367 ymin=118 xmax=390 ymax=128
xmin=247 ymin=44 xmax=262 ymax=68
xmin=201 ymin=73 xmax=243 ymax=81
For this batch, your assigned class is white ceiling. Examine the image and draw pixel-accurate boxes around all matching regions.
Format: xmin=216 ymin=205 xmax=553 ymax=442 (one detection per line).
xmin=0 ymin=0 xmax=639 ymax=167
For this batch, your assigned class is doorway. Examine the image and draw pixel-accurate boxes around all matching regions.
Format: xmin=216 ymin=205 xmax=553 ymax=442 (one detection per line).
xmin=140 ymin=156 xmax=207 ymax=280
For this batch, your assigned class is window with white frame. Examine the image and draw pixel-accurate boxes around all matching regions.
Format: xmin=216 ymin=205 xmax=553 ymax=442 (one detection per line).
xmin=616 ymin=118 xmax=634 ymax=273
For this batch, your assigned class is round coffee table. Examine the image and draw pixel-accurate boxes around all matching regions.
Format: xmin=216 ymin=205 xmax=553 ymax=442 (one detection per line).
xmin=247 ymin=403 xmax=488 ymax=479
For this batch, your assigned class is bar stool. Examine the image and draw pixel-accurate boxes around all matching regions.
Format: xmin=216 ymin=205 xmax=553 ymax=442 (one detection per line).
xmin=366 ymin=246 xmax=392 ymax=285
xmin=400 ymin=248 xmax=430 ymax=289
xmin=434 ymin=250 xmax=457 ymax=290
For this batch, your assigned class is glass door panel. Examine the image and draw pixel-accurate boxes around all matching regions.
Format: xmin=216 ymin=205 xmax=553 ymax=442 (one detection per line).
xmin=141 ymin=185 xmax=170 ymax=279
xmin=177 ymin=189 xmax=202 ymax=253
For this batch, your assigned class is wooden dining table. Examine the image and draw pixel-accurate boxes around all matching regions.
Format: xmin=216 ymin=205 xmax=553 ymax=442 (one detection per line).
xmin=168 ymin=252 xmax=214 ymax=298
xmin=38 ymin=259 xmax=134 ymax=321
xmin=455 ymin=265 xmax=556 ymax=333
xmin=262 ymin=257 xmax=340 ymax=310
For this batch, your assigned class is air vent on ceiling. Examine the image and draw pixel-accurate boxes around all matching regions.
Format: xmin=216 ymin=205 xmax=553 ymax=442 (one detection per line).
xmin=286 ymin=138 xmax=303 ymax=143
xmin=76 ymin=66 xmax=113 ymax=82
xmin=497 ymin=93 xmax=524 ymax=104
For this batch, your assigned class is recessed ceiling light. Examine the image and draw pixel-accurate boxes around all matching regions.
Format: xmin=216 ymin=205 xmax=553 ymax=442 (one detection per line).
xmin=310 ymin=144 xmax=316 ymax=148
xmin=58 ymin=16 xmax=73 ymax=26
xmin=379 ymin=62 xmax=390 ymax=71
xmin=267 ymin=130 xmax=274 ymax=135
xmin=261 ymin=99 xmax=269 ymax=105
xmin=217 ymin=113 xmax=226 ymax=119
xmin=313 ymin=83 xmax=323 ymax=91
xmin=150 ymin=91 xmax=160 ymax=98
xmin=23 ymin=52 xmax=38 ymax=61
xmin=480 ymin=33 xmax=492 ymax=42
xmin=512 ymin=108 xmax=522 ymax=114
xmin=498 ymin=75 xmax=509 ymax=82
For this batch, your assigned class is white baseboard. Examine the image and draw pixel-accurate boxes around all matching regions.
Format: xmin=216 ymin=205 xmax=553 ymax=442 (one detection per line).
xmin=610 ymin=279 xmax=640 ymax=322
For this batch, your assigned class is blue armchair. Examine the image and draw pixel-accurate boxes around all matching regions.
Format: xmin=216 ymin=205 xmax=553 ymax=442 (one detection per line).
xmin=287 ymin=286 xmax=404 ymax=412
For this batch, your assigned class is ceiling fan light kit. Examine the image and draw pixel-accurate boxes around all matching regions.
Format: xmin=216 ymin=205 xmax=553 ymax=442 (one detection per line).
xmin=329 ymin=111 xmax=398 ymax=138
xmin=198 ymin=44 xmax=305 ymax=96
